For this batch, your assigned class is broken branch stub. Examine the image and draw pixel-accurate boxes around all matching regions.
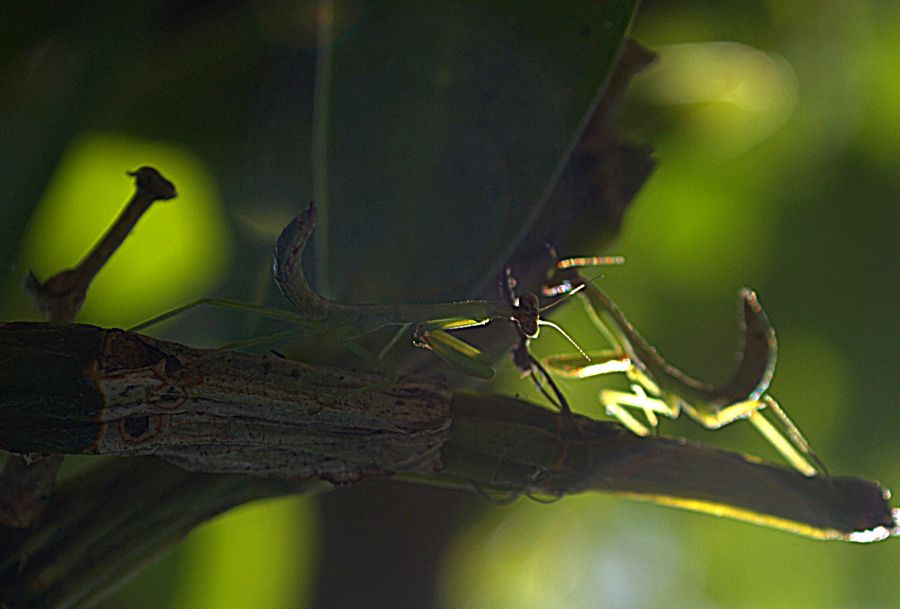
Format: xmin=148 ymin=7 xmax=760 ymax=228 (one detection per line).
xmin=25 ymin=167 xmax=176 ymax=323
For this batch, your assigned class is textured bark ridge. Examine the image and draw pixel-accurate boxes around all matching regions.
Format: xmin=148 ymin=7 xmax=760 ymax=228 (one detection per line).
xmin=1 ymin=322 xmax=451 ymax=483
xmin=1 ymin=321 xmax=896 ymax=543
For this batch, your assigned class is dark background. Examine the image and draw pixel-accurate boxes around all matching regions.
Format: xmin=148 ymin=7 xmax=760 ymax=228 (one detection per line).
xmin=1 ymin=1 xmax=897 ymax=607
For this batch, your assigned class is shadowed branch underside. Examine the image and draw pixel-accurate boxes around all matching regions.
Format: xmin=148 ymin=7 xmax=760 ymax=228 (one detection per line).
xmin=0 ymin=322 xmax=895 ymax=543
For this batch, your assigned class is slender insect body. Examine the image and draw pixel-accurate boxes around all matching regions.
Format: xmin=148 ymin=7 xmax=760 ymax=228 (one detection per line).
xmin=136 ymin=202 xmax=549 ymax=397
xmin=133 ymin=205 xmax=825 ymax=477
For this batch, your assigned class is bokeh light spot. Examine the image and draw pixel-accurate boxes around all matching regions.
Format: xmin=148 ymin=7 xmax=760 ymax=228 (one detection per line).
xmin=169 ymin=496 xmax=318 ymax=609
xmin=441 ymin=496 xmax=715 ymax=609
xmin=614 ymin=162 xmax=773 ymax=292
xmin=639 ymin=42 xmax=798 ymax=158
xmin=20 ymin=132 xmax=231 ymax=327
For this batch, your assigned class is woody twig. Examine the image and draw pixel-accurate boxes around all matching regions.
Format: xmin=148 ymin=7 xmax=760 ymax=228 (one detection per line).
xmin=0 ymin=167 xmax=176 ymax=528
xmin=24 ymin=167 xmax=176 ymax=323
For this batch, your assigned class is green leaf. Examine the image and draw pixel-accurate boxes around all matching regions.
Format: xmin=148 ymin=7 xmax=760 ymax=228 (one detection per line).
xmin=317 ymin=0 xmax=638 ymax=301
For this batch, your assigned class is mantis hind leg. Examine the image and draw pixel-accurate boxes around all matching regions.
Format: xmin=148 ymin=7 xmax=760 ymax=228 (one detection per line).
xmin=524 ymin=353 xmax=572 ymax=414
xmin=545 ymin=351 xmax=674 ymax=427
xmin=543 ymin=349 xmax=632 ymax=379
xmin=128 ymin=297 xmax=324 ymax=353
xmin=599 ymin=384 xmax=679 ymax=436
xmin=752 ymin=396 xmax=827 ymax=477
xmin=129 ymin=297 xmax=313 ymax=332
xmin=682 ymin=397 xmax=825 ymax=477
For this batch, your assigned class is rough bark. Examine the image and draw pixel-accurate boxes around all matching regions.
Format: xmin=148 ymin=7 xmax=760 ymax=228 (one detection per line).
xmin=0 ymin=321 xmax=893 ymax=536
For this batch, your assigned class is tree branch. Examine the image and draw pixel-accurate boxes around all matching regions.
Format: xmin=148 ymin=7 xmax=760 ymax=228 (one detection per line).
xmin=0 ymin=167 xmax=176 ymax=531
xmin=0 ymin=458 xmax=311 ymax=609
xmin=1 ymin=321 xmax=895 ymax=534
xmin=0 ymin=321 xmax=896 ymax=607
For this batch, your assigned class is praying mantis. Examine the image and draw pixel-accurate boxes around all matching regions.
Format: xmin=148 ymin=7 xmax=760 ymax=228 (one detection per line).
xmin=133 ymin=203 xmax=825 ymax=477
xmin=131 ymin=202 xmax=584 ymax=389
xmin=539 ymin=258 xmax=826 ymax=477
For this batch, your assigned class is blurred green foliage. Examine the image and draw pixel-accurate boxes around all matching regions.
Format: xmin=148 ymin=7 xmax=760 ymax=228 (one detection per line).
xmin=482 ymin=1 xmax=900 ymax=608
xmin=18 ymin=132 xmax=231 ymax=328
xmin=1 ymin=0 xmax=897 ymax=608
xmin=167 ymin=496 xmax=318 ymax=609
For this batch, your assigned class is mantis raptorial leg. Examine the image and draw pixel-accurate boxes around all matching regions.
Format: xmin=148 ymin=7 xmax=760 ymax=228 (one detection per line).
xmin=542 ymin=259 xmax=827 ymax=477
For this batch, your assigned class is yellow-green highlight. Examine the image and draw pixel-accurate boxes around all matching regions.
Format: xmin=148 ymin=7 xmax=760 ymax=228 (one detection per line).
xmin=441 ymin=495 xmax=707 ymax=609
xmin=638 ymin=42 xmax=798 ymax=158
xmin=169 ymin=496 xmax=318 ymax=609
xmin=454 ymin=5 xmax=900 ymax=608
xmin=20 ymin=132 xmax=232 ymax=328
